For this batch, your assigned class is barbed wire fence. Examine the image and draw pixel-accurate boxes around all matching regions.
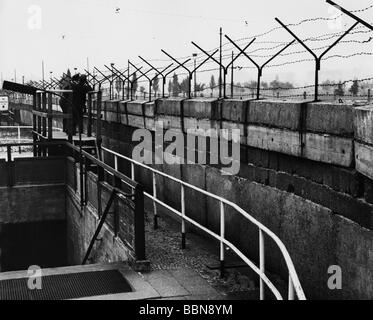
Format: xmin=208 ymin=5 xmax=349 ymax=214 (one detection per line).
xmin=29 ymin=1 xmax=373 ymax=104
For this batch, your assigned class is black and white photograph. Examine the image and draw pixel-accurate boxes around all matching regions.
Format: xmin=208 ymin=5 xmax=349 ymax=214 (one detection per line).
xmin=0 ymin=0 xmax=372 ymax=309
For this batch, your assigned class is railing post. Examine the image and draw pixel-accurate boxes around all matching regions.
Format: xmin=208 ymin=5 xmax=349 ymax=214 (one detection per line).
xmin=67 ymin=91 xmax=73 ymax=143
xmin=181 ymin=184 xmax=186 ymax=249
xmin=153 ymin=172 xmax=158 ymax=230
xmin=47 ymin=93 xmax=53 ymax=140
xmin=114 ymin=154 xmax=118 ymax=171
xmin=42 ymin=92 xmax=47 ymax=156
xmin=37 ymin=93 xmax=42 ymax=157
xmin=113 ymin=173 xmax=122 ymax=238
xmin=17 ymin=126 xmax=21 ymax=154
xmin=220 ymin=201 xmax=225 ymax=278
xmin=368 ymin=89 xmax=371 ymax=103
xmin=131 ymin=162 xmax=135 ymax=182
xmin=33 ymin=93 xmax=38 ymax=157
xmin=96 ymin=90 xmax=102 ymax=158
xmin=288 ymin=275 xmax=295 ymax=300
xmin=134 ymin=184 xmax=146 ymax=261
xmin=87 ymin=93 xmax=93 ymax=137
xmin=97 ymin=165 xmax=104 ymax=219
xmin=259 ymin=229 xmax=265 ymax=300
xmin=7 ymin=145 xmax=14 ymax=187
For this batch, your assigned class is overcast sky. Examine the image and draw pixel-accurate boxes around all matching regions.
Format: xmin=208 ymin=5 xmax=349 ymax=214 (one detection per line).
xmin=0 ymin=0 xmax=372 ymax=87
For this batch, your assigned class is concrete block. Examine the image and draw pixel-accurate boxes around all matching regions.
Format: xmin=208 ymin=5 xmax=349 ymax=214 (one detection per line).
xmin=247 ymin=100 xmax=302 ymax=130
xmin=221 ymin=99 xmax=249 ymax=122
xmin=304 ymin=133 xmax=353 ymax=167
xmin=127 ymin=115 xmax=145 ymax=129
xmin=221 ymin=121 xmax=245 ymax=143
xmin=354 ymin=105 xmax=373 ymax=144
xmin=126 ymin=101 xmax=144 ymax=116
xmin=306 ymin=102 xmax=354 ymax=136
xmin=144 ymin=101 xmax=155 ymax=117
xmin=183 ymin=98 xmax=219 ymax=119
xmin=156 ymin=98 xmax=184 ymax=116
xmin=119 ymin=100 xmax=130 ymax=114
xmin=355 ymin=142 xmax=373 ymax=180
xmin=156 ymin=115 xmax=182 ymax=130
xmin=247 ymin=125 xmax=302 ymax=157
xmin=105 ymin=100 xmax=120 ymax=112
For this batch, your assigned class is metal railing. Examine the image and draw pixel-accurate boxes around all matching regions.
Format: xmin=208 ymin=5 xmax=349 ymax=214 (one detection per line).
xmin=0 ymin=141 xmax=146 ymax=262
xmin=100 ymin=146 xmax=306 ymax=300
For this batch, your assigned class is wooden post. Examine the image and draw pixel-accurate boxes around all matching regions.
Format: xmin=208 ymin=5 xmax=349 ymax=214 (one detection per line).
xmin=368 ymin=89 xmax=371 ymax=103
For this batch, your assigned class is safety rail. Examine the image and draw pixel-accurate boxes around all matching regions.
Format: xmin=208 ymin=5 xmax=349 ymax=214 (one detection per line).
xmin=101 ymin=145 xmax=306 ymax=300
xmin=33 ymin=89 xmax=73 ymax=147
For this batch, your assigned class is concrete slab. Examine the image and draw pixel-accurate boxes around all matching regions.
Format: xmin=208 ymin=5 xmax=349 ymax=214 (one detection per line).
xmin=156 ymin=98 xmax=185 ymax=116
xmin=221 ymin=99 xmax=249 ymax=123
xmin=247 ymin=125 xmax=301 ymax=157
xmin=304 ymin=133 xmax=353 ymax=167
xmin=183 ymin=98 xmax=220 ymax=119
xmin=248 ymin=100 xmax=302 ymax=130
xmin=354 ymin=105 xmax=373 ymax=144
xmin=306 ymin=102 xmax=354 ymax=136
xmin=355 ymin=141 xmax=373 ymax=180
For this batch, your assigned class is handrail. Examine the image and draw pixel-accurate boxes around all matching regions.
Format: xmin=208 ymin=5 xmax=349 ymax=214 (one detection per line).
xmin=101 ymin=146 xmax=306 ymax=300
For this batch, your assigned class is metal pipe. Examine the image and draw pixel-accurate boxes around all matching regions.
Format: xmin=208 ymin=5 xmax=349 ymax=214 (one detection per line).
xmin=181 ymin=184 xmax=186 ymax=249
xmin=259 ymin=229 xmax=265 ymax=300
xmin=220 ymin=201 xmax=225 ymax=278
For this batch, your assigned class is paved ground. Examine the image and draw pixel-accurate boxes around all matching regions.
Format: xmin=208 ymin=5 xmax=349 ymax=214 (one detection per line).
xmin=144 ymin=211 xmax=260 ymax=300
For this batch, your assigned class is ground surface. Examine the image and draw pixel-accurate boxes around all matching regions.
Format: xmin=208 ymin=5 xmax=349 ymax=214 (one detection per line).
xmin=144 ymin=212 xmax=260 ymax=300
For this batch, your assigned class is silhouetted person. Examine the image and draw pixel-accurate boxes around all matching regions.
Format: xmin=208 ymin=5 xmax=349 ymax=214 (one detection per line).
xmin=71 ymin=74 xmax=92 ymax=136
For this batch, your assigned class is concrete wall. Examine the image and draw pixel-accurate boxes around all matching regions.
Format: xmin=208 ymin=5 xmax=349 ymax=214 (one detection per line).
xmin=0 ymin=157 xmax=67 ymax=271
xmin=11 ymin=97 xmax=373 ymax=299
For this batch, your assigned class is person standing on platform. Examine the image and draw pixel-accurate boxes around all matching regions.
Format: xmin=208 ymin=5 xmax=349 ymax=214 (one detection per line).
xmin=71 ymin=74 xmax=92 ymax=136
